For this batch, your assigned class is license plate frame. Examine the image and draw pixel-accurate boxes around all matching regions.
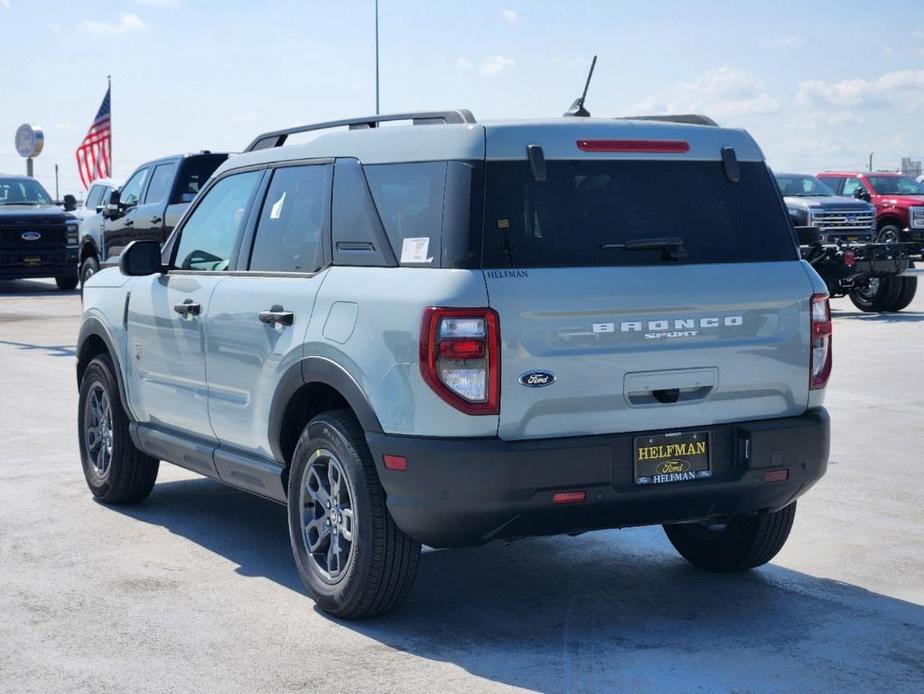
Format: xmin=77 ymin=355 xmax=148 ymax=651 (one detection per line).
xmin=634 ymin=431 xmax=712 ymax=486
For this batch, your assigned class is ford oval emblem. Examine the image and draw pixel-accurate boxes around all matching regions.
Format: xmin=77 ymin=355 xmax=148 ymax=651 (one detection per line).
xmin=519 ymin=370 xmax=556 ymax=388
xmin=21 ymin=231 xmax=41 ymax=241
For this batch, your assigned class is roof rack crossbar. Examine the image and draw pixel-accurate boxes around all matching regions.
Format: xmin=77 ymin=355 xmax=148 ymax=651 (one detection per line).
xmin=619 ymin=114 xmax=719 ymax=127
xmin=244 ymin=110 xmax=476 ymax=152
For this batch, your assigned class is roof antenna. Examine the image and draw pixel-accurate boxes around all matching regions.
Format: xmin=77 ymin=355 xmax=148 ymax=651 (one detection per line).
xmin=563 ymin=55 xmax=597 ymax=117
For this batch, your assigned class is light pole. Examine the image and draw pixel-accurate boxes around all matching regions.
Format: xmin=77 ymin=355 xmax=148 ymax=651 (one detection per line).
xmin=375 ymin=0 xmax=380 ymax=114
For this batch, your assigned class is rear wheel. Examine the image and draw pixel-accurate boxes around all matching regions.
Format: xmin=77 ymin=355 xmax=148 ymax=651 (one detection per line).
xmin=663 ymin=502 xmax=797 ymax=572
xmin=287 ymin=410 xmax=420 ymax=619
xmin=888 ymin=275 xmax=918 ymax=312
xmin=78 ymin=354 xmax=159 ymax=503
xmin=80 ymin=256 xmax=100 ymax=286
xmin=55 ymin=275 xmax=78 ymax=291
xmin=849 ymin=276 xmax=902 ymax=312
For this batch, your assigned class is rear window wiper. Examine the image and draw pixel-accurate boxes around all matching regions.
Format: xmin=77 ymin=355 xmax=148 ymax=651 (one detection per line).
xmin=601 ymin=236 xmax=688 ymax=261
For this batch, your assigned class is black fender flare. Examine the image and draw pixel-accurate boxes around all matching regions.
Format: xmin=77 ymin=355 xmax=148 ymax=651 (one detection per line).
xmin=79 ymin=236 xmax=100 ymax=264
xmin=76 ymin=317 xmax=132 ymax=419
xmin=268 ymin=356 xmax=383 ymax=464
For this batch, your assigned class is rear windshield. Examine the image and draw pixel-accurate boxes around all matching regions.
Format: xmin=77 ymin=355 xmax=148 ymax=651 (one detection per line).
xmin=172 ymin=155 xmax=228 ymax=204
xmin=482 ymin=160 xmax=798 ymax=268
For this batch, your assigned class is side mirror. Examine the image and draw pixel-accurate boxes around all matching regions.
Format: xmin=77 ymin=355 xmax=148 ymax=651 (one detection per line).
xmin=103 ymin=189 xmax=122 ymax=219
xmin=62 ymin=194 xmax=77 ymax=211
xmin=119 ymin=240 xmax=163 ymax=276
xmin=853 ymin=188 xmax=871 ymax=202
xmin=794 ymin=226 xmax=822 ymax=245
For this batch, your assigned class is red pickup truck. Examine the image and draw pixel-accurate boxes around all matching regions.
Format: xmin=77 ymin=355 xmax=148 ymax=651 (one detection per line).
xmin=816 ymin=171 xmax=924 ymax=243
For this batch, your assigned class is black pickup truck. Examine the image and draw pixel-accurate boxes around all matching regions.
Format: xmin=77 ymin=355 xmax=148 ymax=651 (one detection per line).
xmin=0 ymin=175 xmax=79 ymax=290
xmin=78 ymin=151 xmax=228 ymax=283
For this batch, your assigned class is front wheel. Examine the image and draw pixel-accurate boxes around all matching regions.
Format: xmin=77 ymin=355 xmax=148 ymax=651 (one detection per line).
xmin=287 ymin=410 xmax=420 ymax=619
xmin=663 ymin=502 xmax=797 ymax=572
xmin=55 ymin=275 xmax=78 ymax=291
xmin=80 ymin=256 xmax=100 ymax=286
xmin=78 ymin=354 xmax=159 ymax=503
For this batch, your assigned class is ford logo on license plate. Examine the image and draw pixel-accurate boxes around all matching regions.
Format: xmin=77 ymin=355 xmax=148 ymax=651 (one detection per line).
xmin=21 ymin=231 xmax=41 ymax=241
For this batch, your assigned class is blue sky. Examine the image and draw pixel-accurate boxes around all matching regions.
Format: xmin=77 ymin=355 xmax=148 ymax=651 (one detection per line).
xmin=1 ymin=0 xmax=922 ymax=195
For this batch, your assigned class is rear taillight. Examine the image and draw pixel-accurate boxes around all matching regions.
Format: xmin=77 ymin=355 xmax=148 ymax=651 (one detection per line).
xmin=810 ymin=293 xmax=832 ymax=390
xmin=420 ymin=307 xmax=500 ymax=415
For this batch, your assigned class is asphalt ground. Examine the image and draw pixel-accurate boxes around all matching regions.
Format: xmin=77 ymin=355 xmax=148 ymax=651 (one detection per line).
xmin=1 ymin=278 xmax=922 ymax=693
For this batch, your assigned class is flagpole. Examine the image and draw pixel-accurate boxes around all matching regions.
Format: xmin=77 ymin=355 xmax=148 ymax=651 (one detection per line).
xmin=107 ymin=75 xmax=112 ymax=171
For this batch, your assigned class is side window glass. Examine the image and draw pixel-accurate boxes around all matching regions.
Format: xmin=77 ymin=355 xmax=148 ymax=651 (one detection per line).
xmin=120 ymin=168 xmax=149 ymax=207
xmin=249 ymin=164 xmax=331 ymax=273
xmin=144 ymin=163 xmax=178 ymax=205
xmin=820 ymin=177 xmax=842 ymax=194
xmin=364 ymin=162 xmax=447 ymax=266
xmin=85 ymin=185 xmax=103 ymax=210
xmin=173 ymin=170 xmax=261 ymax=272
xmin=841 ymin=177 xmax=863 ymax=197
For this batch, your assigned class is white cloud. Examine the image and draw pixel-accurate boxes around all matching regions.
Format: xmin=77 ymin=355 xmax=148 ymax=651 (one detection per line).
xmin=136 ymin=0 xmax=179 ymax=6
xmin=0 ymin=0 xmax=10 ymax=9
xmin=456 ymin=57 xmax=474 ymax=71
xmin=501 ymin=9 xmax=518 ymax=21
xmin=634 ymin=66 xmax=779 ymax=120
xmin=798 ymin=70 xmax=924 ymax=110
xmin=480 ymin=55 xmax=515 ymax=76
xmin=80 ymin=13 xmax=146 ymax=34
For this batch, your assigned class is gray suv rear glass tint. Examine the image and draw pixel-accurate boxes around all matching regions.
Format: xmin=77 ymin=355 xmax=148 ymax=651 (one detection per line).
xmin=364 ymin=162 xmax=447 ymax=267
xmin=481 ymin=160 xmax=798 ymax=268
xmin=249 ymin=164 xmax=331 ymax=273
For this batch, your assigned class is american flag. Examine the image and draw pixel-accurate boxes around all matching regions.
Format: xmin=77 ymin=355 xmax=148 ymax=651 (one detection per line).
xmin=75 ymin=86 xmax=112 ymax=189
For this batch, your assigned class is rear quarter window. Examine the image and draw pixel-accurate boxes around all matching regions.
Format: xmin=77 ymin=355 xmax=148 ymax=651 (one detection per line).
xmin=482 ymin=159 xmax=798 ymax=268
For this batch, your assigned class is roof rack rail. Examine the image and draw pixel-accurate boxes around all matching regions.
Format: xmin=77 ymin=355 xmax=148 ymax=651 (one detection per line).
xmin=244 ymin=110 xmax=477 ymax=152
xmin=619 ymin=114 xmax=719 ymax=127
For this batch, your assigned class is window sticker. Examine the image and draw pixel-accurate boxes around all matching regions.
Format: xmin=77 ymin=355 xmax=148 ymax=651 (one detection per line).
xmin=270 ymin=191 xmax=287 ymax=220
xmin=400 ymin=237 xmax=433 ymax=264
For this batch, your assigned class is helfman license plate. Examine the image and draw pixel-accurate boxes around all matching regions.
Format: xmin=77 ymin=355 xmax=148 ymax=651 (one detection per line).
xmin=23 ymin=256 xmax=42 ymax=266
xmin=634 ymin=431 xmax=712 ymax=485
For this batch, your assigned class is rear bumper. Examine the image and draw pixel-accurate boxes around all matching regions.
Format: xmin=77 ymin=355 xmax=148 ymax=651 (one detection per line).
xmin=366 ymin=408 xmax=829 ymax=548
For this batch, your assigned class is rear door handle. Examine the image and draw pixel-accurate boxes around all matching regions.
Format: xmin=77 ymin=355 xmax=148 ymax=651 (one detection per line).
xmin=259 ymin=305 xmax=294 ymax=326
xmin=174 ymin=299 xmax=201 ymax=317
xmin=124 ymin=219 xmax=134 ymax=227
xmin=150 ymin=216 xmax=162 ymax=225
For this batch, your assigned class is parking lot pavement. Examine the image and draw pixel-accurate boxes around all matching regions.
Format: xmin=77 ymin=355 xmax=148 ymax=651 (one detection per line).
xmin=0 ymin=277 xmax=922 ymax=693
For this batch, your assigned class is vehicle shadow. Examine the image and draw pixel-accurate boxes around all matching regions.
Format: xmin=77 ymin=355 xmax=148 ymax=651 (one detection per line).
xmin=832 ymin=310 xmax=924 ymax=323
xmin=0 ymin=339 xmax=77 ymax=357
xmin=116 ymin=478 xmax=924 ymax=692
xmin=0 ymin=279 xmax=78 ymax=296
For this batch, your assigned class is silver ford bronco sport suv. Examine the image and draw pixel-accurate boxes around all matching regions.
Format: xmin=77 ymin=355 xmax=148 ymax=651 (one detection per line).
xmin=77 ymin=110 xmax=831 ymax=618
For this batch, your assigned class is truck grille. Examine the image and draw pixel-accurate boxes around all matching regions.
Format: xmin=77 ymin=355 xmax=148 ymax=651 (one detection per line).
xmin=0 ymin=218 xmax=67 ymax=250
xmin=810 ymin=209 xmax=875 ymax=232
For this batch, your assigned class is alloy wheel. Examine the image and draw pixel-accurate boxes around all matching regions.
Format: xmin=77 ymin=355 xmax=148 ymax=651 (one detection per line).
xmin=299 ymin=449 xmax=356 ymax=581
xmin=84 ymin=382 xmax=113 ymax=477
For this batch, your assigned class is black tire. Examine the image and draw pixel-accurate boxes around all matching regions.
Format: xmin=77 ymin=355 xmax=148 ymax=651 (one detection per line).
xmin=663 ymin=502 xmax=797 ymax=572
xmin=287 ymin=410 xmax=420 ymax=619
xmin=78 ymin=354 xmax=159 ymax=504
xmin=55 ymin=275 xmax=78 ymax=291
xmin=887 ymin=276 xmax=917 ymax=312
xmin=80 ymin=256 xmax=100 ymax=286
xmin=849 ymin=276 xmax=902 ymax=312
xmin=876 ymin=223 xmax=903 ymax=244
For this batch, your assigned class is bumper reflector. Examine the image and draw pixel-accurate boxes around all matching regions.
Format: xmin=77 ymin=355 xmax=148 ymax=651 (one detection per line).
xmin=763 ymin=469 xmax=789 ymax=483
xmin=383 ymin=454 xmax=407 ymax=472
xmin=552 ymin=491 xmax=586 ymax=505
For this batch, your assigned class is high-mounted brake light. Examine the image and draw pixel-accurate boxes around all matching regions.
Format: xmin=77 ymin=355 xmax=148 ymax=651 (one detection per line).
xmin=577 ymin=139 xmax=690 ymax=153
xmin=420 ymin=308 xmax=500 ymax=415
xmin=809 ymin=293 xmax=832 ymax=390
